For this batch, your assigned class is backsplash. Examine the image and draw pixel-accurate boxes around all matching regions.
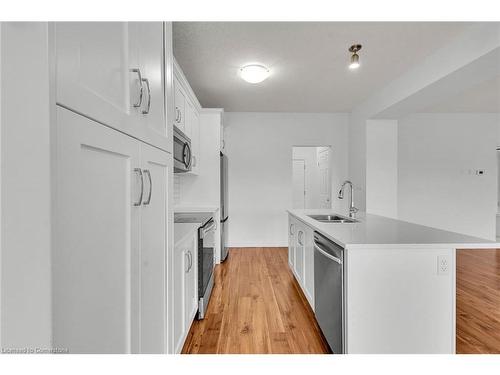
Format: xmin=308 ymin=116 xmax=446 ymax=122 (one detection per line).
xmin=174 ymin=174 xmax=181 ymax=205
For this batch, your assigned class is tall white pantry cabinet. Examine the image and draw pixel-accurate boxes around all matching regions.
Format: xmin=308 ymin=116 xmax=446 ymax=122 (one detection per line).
xmin=0 ymin=22 xmax=176 ymax=353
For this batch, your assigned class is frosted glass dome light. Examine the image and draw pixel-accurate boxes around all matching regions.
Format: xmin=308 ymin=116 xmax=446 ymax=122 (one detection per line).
xmin=240 ymin=64 xmax=270 ymax=84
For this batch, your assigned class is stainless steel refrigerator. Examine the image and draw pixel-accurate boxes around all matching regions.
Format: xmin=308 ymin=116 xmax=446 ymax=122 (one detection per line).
xmin=220 ymin=152 xmax=229 ymax=262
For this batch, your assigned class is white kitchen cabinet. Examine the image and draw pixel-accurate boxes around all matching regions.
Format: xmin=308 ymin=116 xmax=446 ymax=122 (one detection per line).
xmin=173 ymin=59 xmax=204 ymax=176
xmin=184 ymin=236 xmax=198 ymax=333
xmin=185 ymin=98 xmax=201 ymax=175
xmin=288 ymin=217 xmax=296 ymax=269
xmin=174 ymin=76 xmax=186 ymax=132
xmin=53 ymin=106 xmax=172 ymax=354
xmin=295 ymin=223 xmax=305 ymax=285
xmin=53 ymin=106 xmax=142 ymax=354
xmin=288 ymin=215 xmax=314 ymax=310
xmin=172 ymin=229 xmax=198 ymax=354
xmin=55 ymin=22 xmax=167 ymax=151
xmin=140 ymin=143 xmax=171 ymax=353
xmin=303 ymin=226 xmax=315 ymax=309
xmin=136 ymin=22 xmax=166 ymax=141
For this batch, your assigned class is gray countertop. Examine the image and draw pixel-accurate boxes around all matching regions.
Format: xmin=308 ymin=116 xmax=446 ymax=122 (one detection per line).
xmin=288 ymin=209 xmax=498 ymax=249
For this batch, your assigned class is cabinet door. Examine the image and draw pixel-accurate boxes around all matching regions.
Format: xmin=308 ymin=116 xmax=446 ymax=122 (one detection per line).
xmin=295 ymin=225 xmax=305 ymax=284
xmin=173 ymin=237 xmax=187 ymax=353
xmin=185 ymin=100 xmax=200 ymax=175
xmin=55 ymin=22 xmax=138 ymax=134
xmin=56 ymin=22 xmax=168 ymax=151
xmin=140 ymin=144 xmax=171 ymax=353
xmin=53 ymin=106 xmax=141 ymax=353
xmin=174 ymin=77 xmax=186 ymax=131
xmin=288 ymin=217 xmax=296 ymax=269
xmin=184 ymin=232 xmax=198 ymax=329
xmin=303 ymin=226 xmax=315 ymax=309
xmin=136 ymin=22 xmax=165 ymax=139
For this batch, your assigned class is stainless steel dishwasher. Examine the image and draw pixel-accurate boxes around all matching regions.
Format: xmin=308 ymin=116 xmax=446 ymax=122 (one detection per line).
xmin=313 ymin=231 xmax=345 ymax=354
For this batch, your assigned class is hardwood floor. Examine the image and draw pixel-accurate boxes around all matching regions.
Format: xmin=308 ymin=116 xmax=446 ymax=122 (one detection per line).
xmin=182 ymin=247 xmax=500 ymax=354
xmin=181 ymin=247 xmax=330 ymax=354
xmin=456 ymin=249 xmax=500 ymax=353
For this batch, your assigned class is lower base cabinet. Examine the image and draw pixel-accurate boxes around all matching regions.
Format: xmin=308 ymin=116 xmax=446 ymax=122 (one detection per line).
xmin=53 ymin=106 xmax=172 ymax=353
xmin=172 ymin=230 xmax=198 ymax=353
xmin=288 ymin=216 xmax=315 ymax=311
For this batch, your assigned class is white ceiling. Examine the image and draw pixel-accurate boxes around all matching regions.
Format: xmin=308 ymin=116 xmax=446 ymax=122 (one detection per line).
xmin=422 ymin=75 xmax=500 ymax=113
xmin=173 ymin=22 xmax=473 ymax=112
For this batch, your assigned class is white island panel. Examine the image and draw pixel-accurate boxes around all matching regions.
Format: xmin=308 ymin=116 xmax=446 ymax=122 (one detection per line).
xmin=346 ymin=246 xmax=455 ymax=353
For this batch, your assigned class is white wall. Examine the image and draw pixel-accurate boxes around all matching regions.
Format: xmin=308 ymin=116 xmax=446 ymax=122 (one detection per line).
xmin=1 ymin=23 xmax=53 ymax=349
xmin=224 ymin=112 xmax=349 ymax=247
xmin=366 ymin=120 xmax=398 ymax=218
xmin=349 ymin=24 xmax=500 ymax=212
xmin=398 ymin=113 xmax=499 ymax=240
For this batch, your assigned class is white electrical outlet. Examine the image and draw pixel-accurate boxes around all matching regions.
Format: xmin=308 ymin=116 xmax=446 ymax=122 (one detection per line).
xmin=437 ymin=255 xmax=449 ymax=275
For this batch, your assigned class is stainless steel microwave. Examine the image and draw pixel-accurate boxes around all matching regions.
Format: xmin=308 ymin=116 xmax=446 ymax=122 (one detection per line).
xmin=173 ymin=126 xmax=192 ymax=173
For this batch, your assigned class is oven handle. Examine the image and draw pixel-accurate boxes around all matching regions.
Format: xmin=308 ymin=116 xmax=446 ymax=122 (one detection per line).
xmin=314 ymin=242 xmax=343 ymax=265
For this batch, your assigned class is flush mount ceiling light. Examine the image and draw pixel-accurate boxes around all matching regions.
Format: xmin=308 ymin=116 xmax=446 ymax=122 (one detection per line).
xmin=348 ymin=44 xmax=362 ymax=70
xmin=240 ymin=64 xmax=270 ymax=84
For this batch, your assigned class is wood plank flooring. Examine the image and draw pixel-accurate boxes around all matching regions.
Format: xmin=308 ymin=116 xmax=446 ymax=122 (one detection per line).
xmin=181 ymin=247 xmax=330 ymax=354
xmin=183 ymin=247 xmax=500 ymax=354
xmin=456 ymin=249 xmax=500 ymax=353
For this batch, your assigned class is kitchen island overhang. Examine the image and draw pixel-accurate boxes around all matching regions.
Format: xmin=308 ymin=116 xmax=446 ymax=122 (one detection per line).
xmin=287 ymin=209 xmax=499 ymax=354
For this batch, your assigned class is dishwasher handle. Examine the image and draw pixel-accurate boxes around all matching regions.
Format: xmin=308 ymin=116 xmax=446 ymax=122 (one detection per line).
xmin=314 ymin=242 xmax=343 ymax=265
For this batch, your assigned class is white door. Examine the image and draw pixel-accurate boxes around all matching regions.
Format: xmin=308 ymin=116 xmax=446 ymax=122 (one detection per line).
xmin=318 ymin=148 xmax=331 ymax=208
xmin=292 ymin=159 xmax=306 ymax=209
xmin=53 ymin=106 xmax=141 ymax=353
xmin=140 ymin=144 xmax=171 ymax=353
xmin=136 ymin=22 xmax=165 ymax=139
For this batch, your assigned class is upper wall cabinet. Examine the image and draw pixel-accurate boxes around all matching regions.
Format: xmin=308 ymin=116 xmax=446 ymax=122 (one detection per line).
xmin=173 ymin=76 xmax=186 ymax=132
xmin=173 ymin=58 xmax=202 ymax=175
xmin=55 ymin=22 xmax=168 ymax=151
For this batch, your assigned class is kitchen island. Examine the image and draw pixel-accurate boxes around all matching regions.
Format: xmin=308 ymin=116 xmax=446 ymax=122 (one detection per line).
xmin=287 ymin=209 xmax=498 ymax=354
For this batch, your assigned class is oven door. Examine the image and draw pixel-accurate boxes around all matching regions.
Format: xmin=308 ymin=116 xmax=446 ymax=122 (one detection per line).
xmin=173 ymin=126 xmax=192 ymax=173
xmin=197 ymin=218 xmax=216 ymax=319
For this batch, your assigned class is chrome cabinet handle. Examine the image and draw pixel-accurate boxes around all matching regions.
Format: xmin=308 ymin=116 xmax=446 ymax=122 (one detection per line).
xmin=130 ymin=68 xmax=144 ymax=108
xmin=133 ymin=168 xmax=143 ymax=206
xmin=185 ymin=252 xmax=190 ymax=273
xmin=192 ymin=155 xmax=197 ymax=167
xmin=289 ymin=223 xmax=294 ymax=235
xmin=141 ymin=78 xmax=151 ymax=114
xmin=142 ymin=169 xmax=152 ymax=205
xmin=298 ymin=231 xmax=304 ymax=246
xmin=175 ymin=107 xmax=180 ymax=123
xmin=185 ymin=251 xmax=193 ymax=273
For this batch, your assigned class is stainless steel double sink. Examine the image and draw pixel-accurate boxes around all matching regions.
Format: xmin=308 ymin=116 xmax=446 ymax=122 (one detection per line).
xmin=307 ymin=214 xmax=359 ymax=223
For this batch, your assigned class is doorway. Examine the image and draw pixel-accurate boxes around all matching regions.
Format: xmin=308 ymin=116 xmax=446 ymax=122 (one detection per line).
xmin=292 ymin=146 xmax=332 ymax=209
